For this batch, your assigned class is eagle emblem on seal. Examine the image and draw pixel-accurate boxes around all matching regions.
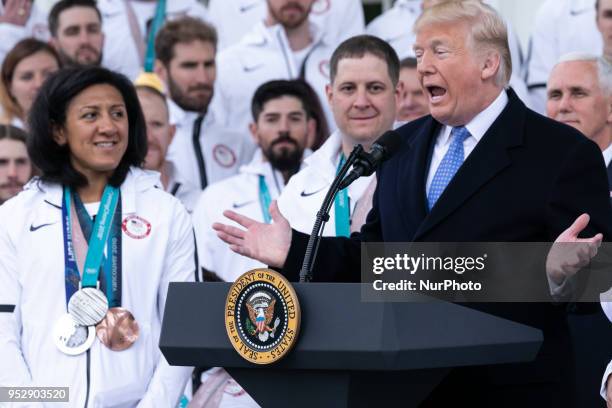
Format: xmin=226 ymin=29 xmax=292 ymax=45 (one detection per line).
xmin=245 ymin=291 xmax=280 ymax=342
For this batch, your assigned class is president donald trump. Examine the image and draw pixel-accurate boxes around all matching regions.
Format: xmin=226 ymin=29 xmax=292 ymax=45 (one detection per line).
xmin=214 ymin=1 xmax=612 ymax=405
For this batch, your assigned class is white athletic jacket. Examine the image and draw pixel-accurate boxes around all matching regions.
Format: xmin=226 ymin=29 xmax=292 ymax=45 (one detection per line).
xmin=98 ymin=0 xmax=208 ymax=80
xmin=207 ymin=0 xmax=364 ymax=50
xmin=213 ymin=21 xmax=337 ymax=135
xmin=277 ymin=131 xmax=374 ymax=236
xmin=193 ymin=149 xmax=297 ymax=282
xmin=0 ymin=167 xmax=195 ymax=407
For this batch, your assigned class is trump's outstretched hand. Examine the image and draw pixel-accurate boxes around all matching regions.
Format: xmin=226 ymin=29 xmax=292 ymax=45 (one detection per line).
xmin=213 ymin=200 xmax=291 ymax=268
xmin=546 ymin=213 xmax=603 ymax=285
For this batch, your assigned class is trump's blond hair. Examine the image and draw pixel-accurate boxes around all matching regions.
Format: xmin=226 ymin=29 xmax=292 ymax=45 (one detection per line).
xmin=415 ymin=0 xmax=512 ymax=87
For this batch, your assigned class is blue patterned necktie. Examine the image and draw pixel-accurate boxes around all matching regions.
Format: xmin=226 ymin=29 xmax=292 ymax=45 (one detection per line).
xmin=427 ymin=126 xmax=471 ymax=210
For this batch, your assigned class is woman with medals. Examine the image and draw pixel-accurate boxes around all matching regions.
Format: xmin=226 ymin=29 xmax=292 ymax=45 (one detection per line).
xmin=0 ymin=66 xmax=195 ymax=407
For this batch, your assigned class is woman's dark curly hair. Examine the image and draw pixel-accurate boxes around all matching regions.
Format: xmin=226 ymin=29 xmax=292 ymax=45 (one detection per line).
xmin=27 ymin=66 xmax=147 ymax=188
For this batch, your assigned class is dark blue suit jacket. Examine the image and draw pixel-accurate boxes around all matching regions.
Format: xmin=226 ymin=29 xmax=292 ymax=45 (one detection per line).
xmin=284 ymin=89 xmax=612 ymax=278
xmin=282 ymin=89 xmax=612 ymax=405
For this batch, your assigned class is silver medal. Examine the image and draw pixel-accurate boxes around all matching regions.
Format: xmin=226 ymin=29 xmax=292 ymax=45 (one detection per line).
xmin=53 ymin=313 xmax=95 ymax=355
xmin=68 ymin=287 xmax=108 ymax=326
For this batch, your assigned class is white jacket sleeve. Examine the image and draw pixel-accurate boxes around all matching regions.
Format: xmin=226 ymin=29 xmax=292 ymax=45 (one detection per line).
xmin=336 ymin=0 xmax=365 ymax=41
xmin=525 ymin=0 xmax=557 ymax=115
xmin=0 ymin=23 xmax=29 ymax=64
xmin=192 ymin=189 xmax=216 ymax=274
xmin=137 ymin=201 xmax=195 ymax=408
xmin=0 ymin=201 xmax=34 ymax=388
xmin=602 ymin=360 xmax=612 ymax=401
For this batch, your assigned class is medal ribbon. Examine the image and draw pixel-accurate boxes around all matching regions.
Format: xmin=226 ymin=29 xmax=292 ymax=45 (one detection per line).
xmin=334 ymin=154 xmax=350 ymax=237
xmin=73 ymin=191 xmax=123 ymax=308
xmin=61 ymin=189 xmax=81 ymax=307
xmin=258 ymin=175 xmax=272 ymax=224
xmin=61 ymin=186 xmax=121 ymax=307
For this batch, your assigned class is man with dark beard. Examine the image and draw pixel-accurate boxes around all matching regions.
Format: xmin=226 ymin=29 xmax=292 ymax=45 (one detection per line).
xmin=214 ymin=0 xmax=339 ymax=137
xmin=153 ymin=17 xmax=255 ymax=191
xmin=48 ymin=0 xmax=103 ymax=67
xmin=192 ymin=79 xmax=314 ymax=283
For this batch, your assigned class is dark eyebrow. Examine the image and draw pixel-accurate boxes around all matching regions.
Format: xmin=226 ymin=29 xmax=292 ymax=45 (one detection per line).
xmin=568 ymin=86 xmax=588 ymax=93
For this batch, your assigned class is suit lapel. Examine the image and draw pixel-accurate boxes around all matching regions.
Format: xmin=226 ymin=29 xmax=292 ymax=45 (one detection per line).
xmin=606 ymin=161 xmax=612 ymax=191
xmin=414 ymin=90 xmax=526 ymax=240
xmin=397 ymin=117 xmax=439 ymax=235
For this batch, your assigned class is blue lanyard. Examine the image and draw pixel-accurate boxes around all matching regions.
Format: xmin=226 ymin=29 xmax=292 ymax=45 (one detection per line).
xmin=258 ymin=175 xmax=272 ymax=224
xmin=62 ymin=186 xmax=121 ymax=307
xmin=144 ymin=0 xmax=166 ymax=72
xmin=61 ymin=189 xmax=81 ymax=307
xmin=334 ymin=154 xmax=350 ymax=237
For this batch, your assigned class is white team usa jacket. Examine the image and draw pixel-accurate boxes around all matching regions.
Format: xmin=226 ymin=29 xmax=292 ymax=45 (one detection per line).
xmin=167 ymin=99 xmax=256 ymax=192
xmin=0 ymin=168 xmax=195 ymax=407
xmin=193 ymin=150 xmax=295 ymax=282
xmin=207 ymin=0 xmax=365 ymax=50
xmin=277 ymin=131 xmax=374 ymax=236
xmin=526 ymin=0 xmax=602 ymax=114
xmin=98 ymin=0 xmax=209 ymax=80
xmin=213 ymin=20 xmax=338 ymax=135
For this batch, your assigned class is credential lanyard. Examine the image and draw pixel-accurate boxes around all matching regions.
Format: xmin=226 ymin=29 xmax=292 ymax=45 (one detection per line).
xmin=61 ymin=186 xmax=121 ymax=307
xmin=259 ymin=175 xmax=272 ymax=224
xmin=334 ymin=154 xmax=350 ymax=237
xmin=144 ymin=0 xmax=166 ymax=72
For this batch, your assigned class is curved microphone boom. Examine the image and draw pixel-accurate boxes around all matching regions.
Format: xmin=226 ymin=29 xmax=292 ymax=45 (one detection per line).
xmin=338 ymin=130 xmax=402 ymax=190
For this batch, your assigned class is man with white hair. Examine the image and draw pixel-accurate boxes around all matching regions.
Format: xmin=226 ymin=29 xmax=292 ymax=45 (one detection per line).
xmin=548 ymin=53 xmax=612 ymax=408
xmin=526 ymin=0 xmax=602 ymax=115
xmin=214 ymin=1 xmax=612 ymax=404
xmin=547 ymin=54 xmax=612 ymax=192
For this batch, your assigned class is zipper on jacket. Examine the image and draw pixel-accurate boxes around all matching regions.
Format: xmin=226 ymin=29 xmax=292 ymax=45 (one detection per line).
xmin=84 ymin=350 xmax=91 ymax=408
xmin=277 ymin=30 xmax=294 ymax=78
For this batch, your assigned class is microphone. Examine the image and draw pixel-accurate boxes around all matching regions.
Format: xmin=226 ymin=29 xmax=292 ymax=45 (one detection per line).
xmin=338 ymin=130 xmax=401 ymax=190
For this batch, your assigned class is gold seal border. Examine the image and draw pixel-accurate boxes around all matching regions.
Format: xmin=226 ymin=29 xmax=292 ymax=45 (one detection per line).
xmin=224 ymin=268 xmax=301 ymax=365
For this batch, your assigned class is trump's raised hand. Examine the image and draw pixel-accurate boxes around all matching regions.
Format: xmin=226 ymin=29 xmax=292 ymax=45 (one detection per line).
xmin=546 ymin=213 xmax=603 ymax=284
xmin=213 ymin=200 xmax=291 ymax=268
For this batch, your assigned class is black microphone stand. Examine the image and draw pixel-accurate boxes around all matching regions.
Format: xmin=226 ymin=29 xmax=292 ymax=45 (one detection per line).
xmin=298 ymin=144 xmax=364 ymax=282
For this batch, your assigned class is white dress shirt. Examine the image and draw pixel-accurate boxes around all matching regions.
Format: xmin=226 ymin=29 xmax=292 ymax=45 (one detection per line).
xmin=601 ymin=301 xmax=611 ymax=401
xmin=602 ymin=143 xmax=612 ymax=168
xmin=426 ymin=90 xmax=509 ymax=195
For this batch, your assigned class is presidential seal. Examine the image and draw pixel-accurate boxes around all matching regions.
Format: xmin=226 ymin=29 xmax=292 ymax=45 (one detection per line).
xmin=225 ymin=269 xmax=300 ymax=365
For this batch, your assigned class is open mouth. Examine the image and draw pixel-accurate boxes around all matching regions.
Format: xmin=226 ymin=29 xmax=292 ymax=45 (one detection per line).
xmin=426 ymin=86 xmax=447 ymax=103
xmin=559 ymin=119 xmax=579 ymax=125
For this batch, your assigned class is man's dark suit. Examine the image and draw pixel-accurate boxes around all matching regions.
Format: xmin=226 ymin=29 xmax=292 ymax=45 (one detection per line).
xmin=281 ymin=89 xmax=612 ymax=406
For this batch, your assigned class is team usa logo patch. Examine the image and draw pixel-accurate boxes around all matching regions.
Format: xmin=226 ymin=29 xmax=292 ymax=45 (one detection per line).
xmin=213 ymin=144 xmax=237 ymax=168
xmin=122 ymin=215 xmax=152 ymax=239
xmin=225 ymin=269 xmax=300 ymax=365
